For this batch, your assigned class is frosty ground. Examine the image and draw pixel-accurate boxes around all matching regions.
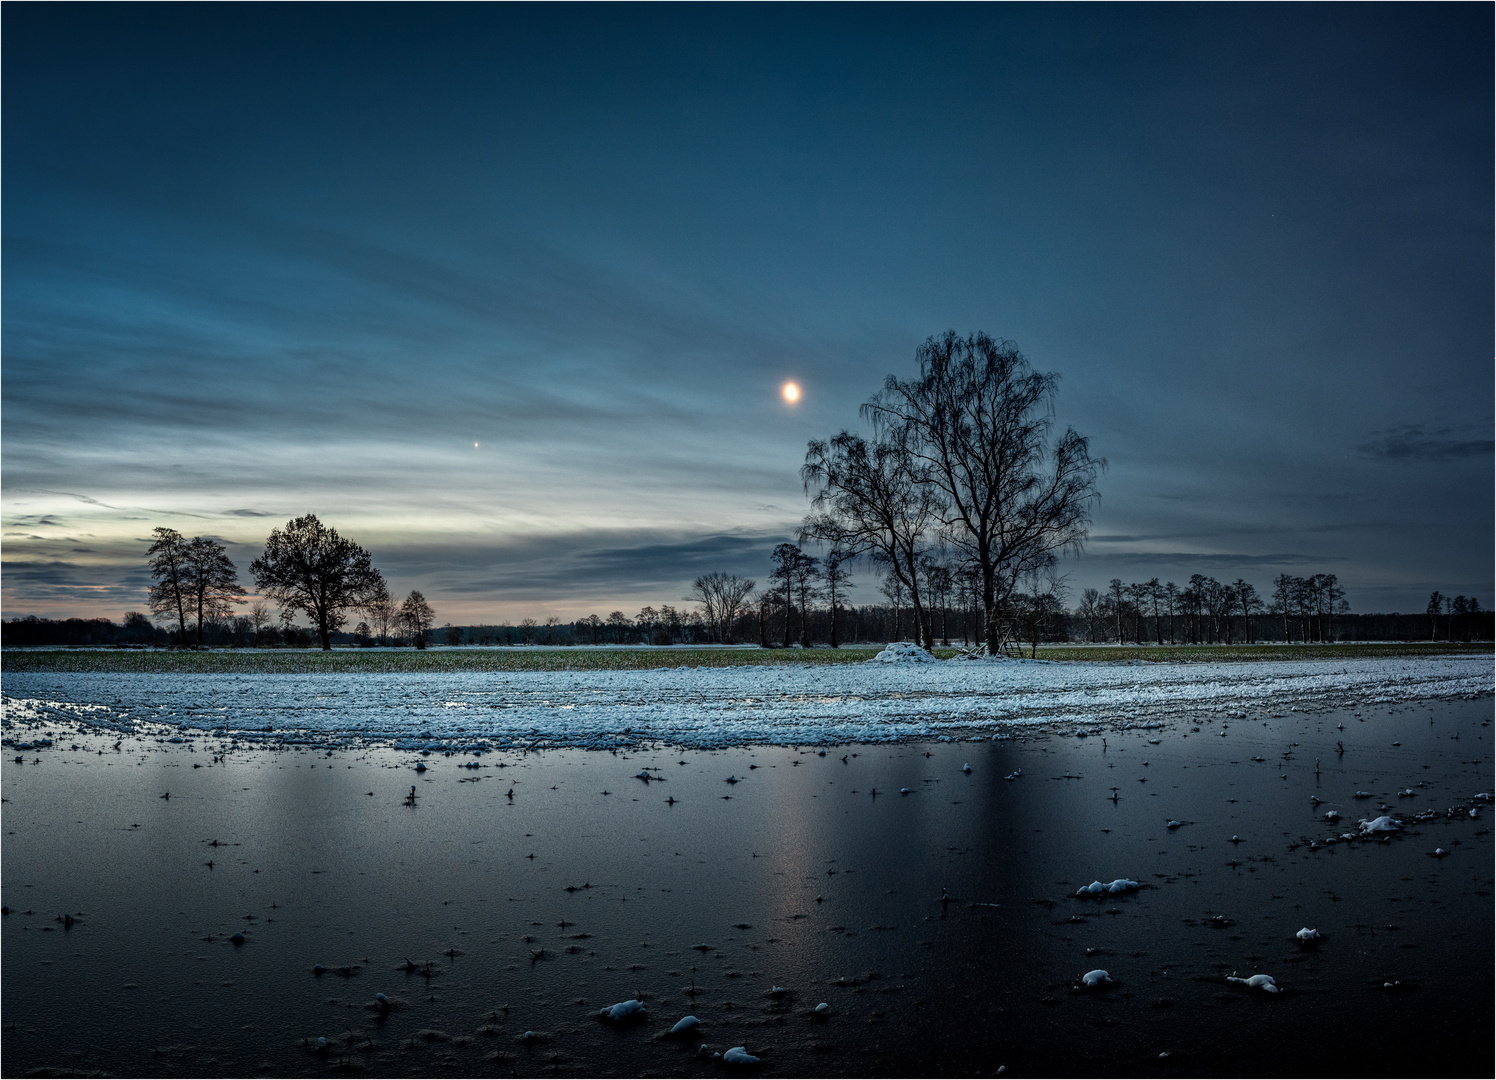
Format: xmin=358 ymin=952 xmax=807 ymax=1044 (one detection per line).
xmin=4 ymin=653 xmax=1490 ymax=751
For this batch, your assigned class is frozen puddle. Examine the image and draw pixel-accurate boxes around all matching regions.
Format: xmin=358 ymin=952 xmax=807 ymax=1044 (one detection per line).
xmin=3 ymin=655 xmax=1490 ymax=750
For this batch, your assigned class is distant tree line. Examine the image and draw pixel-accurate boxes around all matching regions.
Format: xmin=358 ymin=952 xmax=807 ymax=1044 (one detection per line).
xmin=95 ymin=514 xmax=440 ymax=650
xmin=1070 ymin=573 xmax=1345 ymax=646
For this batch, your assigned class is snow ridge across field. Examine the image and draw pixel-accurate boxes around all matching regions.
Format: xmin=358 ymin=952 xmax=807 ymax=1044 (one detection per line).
xmin=4 ymin=655 xmax=1490 ymax=750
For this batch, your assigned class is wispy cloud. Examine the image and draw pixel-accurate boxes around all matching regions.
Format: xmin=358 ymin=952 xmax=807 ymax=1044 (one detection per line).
xmin=1085 ymin=551 xmax=1342 ymax=570
xmin=1358 ymin=426 xmax=1494 ymax=462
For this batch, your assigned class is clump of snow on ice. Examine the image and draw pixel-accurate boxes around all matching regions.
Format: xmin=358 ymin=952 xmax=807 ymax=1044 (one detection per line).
xmin=1359 ymin=815 xmax=1402 ymax=833
xmin=1227 ymin=973 xmax=1279 ymax=993
xmin=1076 ymin=878 xmax=1138 ymax=897
xmin=871 ymin=642 xmax=939 ymax=664
xmin=599 ymin=999 xmax=646 ymax=1021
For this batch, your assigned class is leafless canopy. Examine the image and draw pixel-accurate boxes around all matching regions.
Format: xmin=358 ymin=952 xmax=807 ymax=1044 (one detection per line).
xmin=801 ymin=430 xmax=944 ymax=649
xmin=686 ymin=571 xmax=756 ymax=644
xmin=146 ymin=527 xmax=243 ymax=648
xmin=865 ymin=331 xmax=1104 ymax=654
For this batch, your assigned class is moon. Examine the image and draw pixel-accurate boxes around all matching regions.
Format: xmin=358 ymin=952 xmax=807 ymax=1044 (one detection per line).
xmin=782 ymin=381 xmax=801 ymax=404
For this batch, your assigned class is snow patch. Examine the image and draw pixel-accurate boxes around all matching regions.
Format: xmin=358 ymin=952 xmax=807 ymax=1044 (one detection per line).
xmin=871 ymin=642 xmax=940 ymax=664
xmin=4 ymin=654 xmax=1488 ymax=752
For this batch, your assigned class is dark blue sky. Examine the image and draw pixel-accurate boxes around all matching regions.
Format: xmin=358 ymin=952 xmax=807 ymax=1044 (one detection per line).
xmin=4 ymin=5 xmax=1491 ymax=621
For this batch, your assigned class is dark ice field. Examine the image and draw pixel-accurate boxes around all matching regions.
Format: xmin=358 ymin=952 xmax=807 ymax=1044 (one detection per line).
xmin=3 ymin=695 xmax=1492 ymax=1078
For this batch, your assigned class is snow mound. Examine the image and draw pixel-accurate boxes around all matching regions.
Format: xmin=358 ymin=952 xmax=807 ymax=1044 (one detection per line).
xmin=599 ymin=999 xmax=646 ymax=1021
xmin=1359 ymin=815 xmax=1402 ymax=833
xmin=1227 ymin=973 xmax=1279 ymax=993
xmin=1076 ymin=878 xmax=1138 ymax=897
xmin=872 ymin=642 xmax=940 ymax=664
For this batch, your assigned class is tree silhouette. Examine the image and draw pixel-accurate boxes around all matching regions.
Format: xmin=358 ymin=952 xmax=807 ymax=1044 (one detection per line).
xmin=867 ymin=332 xmax=1103 ymax=654
xmin=1233 ymin=579 xmax=1262 ymax=644
xmin=802 ymin=429 xmax=942 ymax=649
xmin=361 ymin=579 xmax=397 ymax=645
xmin=147 ymin=528 xmax=242 ymax=648
xmin=250 ymin=515 xmax=385 ymax=651
xmin=146 ymin=527 xmax=194 ymax=645
xmin=400 ymin=590 xmax=436 ymax=648
xmin=769 ymin=543 xmax=810 ymax=647
xmin=186 ymin=536 xmax=242 ymax=648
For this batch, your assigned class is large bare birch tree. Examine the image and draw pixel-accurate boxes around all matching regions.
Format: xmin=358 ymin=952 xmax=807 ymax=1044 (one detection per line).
xmin=866 ymin=331 xmax=1103 ymax=654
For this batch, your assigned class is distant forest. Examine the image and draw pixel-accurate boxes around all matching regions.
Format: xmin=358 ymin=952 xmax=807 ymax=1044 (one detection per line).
xmin=4 ymin=591 xmax=1489 ymax=650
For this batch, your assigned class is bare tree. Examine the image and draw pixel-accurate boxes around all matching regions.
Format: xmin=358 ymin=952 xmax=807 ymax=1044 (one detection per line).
xmin=1125 ymin=581 xmax=1152 ymax=643
xmin=817 ymin=548 xmax=855 ymax=648
xmin=1108 ymin=579 xmax=1126 ymax=643
xmin=879 ymin=571 xmax=905 ymax=640
xmin=606 ymin=610 xmax=632 ymax=643
xmin=790 ymin=552 xmax=820 ymax=647
xmin=186 ymin=536 xmax=243 ymax=648
xmin=1017 ymin=567 xmax=1069 ymax=657
xmin=250 ymin=515 xmax=385 ymax=650
xmin=686 ymin=572 xmax=757 ymax=644
xmin=922 ymin=559 xmax=951 ymax=646
xmin=1075 ymin=587 xmax=1102 ymax=643
xmin=359 ymin=579 xmax=397 ymax=645
xmin=400 ymin=590 xmax=436 ymax=648
xmin=1146 ymin=578 xmax=1164 ymax=645
xmin=1426 ymin=591 xmax=1443 ymax=641
xmin=249 ymin=602 xmax=273 ymax=646
xmin=802 ymin=429 xmax=943 ymax=649
xmin=147 ymin=528 xmax=243 ymax=648
xmin=146 ymin=527 xmax=194 ymax=646
xmin=1233 ymin=580 xmax=1262 ymax=643
xmin=867 ymin=331 xmax=1104 ymax=654
xmin=1272 ymin=574 xmax=1297 ymax=643
xmin=769 ymin=543 xmax=811 ymax=647
xmin=635 ymin=607 xmax=660 ymax=645
xmin=750 ymin=589 xmax=776 ymax=648
xmin=719 ymin=576 xmax=756 ymax=644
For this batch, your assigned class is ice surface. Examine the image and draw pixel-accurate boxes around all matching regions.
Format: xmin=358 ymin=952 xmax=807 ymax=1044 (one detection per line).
xmin=3 ymin=654 xmax=1488 ymax=752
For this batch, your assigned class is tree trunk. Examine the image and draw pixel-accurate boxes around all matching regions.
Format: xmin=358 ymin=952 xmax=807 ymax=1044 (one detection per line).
xmin=982 ymin=573 xmax=1001 ymax=656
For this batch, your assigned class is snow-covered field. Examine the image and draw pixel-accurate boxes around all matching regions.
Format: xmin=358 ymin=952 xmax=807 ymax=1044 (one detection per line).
xmin=4 ymin=654 xmax=1490 ymax=750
